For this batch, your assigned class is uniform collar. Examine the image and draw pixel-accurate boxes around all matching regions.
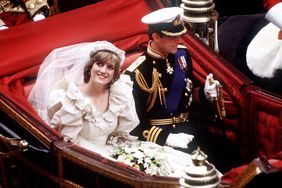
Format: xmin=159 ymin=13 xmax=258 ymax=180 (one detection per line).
xmin=147 ymin=41 xmax=167 ymax=59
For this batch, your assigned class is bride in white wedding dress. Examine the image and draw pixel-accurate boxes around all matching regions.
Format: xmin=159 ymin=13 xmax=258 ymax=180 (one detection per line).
xmin=28 ymin=41 xmax=192 ymax=177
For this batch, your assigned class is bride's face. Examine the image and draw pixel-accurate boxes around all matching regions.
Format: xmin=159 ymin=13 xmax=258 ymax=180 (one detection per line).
xmin=90 ymin=61 xmax=115 ymax=86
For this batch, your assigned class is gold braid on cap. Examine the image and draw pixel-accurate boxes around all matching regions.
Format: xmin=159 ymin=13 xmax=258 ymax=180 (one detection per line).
xmin=161 ymin=16 xmax=187 ymax=36
xmin=161 ymin=27 xmax=187 ymax=37
xmin=135 ymin=68 xmax=167 ymax=112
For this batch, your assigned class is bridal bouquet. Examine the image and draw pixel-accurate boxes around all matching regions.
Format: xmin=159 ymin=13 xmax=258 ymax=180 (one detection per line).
xmin=111 ymin=143 xmax=173 ymax=176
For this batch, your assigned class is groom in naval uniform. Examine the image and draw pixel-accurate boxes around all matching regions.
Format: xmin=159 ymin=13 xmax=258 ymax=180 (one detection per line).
xmin=124 ymin=7 xmax=242 ymax=173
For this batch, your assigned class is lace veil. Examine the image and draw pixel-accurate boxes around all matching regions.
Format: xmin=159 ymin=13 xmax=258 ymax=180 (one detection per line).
xmin=28 ymin=41 xmax=125 ymax=122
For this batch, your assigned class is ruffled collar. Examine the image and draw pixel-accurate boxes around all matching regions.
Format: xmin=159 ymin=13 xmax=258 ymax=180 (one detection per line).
xmin=65 ymin=75 xmax=133 ymax=118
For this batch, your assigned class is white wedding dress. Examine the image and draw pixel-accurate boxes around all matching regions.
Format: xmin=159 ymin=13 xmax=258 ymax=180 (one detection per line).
xmin=45 ymin=75 xmax=191 ymax=177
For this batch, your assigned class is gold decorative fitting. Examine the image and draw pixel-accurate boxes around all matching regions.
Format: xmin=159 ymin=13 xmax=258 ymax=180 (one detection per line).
xmin=179 ymin=147 xmax=220 ymax=187
xmin=37 ymin=0 xmax=43 ymax=3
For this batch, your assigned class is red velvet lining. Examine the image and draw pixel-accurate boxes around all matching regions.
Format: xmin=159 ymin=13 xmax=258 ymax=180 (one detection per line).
xmin=0 ymin=0 xmax=159 ymax=120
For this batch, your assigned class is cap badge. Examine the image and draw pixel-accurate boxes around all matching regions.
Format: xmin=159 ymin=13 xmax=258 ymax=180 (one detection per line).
xmin=173 ymin=16 xmax=182 ymax=26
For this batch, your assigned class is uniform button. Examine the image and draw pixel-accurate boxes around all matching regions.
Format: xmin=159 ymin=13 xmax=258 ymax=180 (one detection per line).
xmin=185 ymin=92 xmax=188 ymax=96
xmin=170 ymin=113 xmax=173 ymax=116
xmin=159 ymin=73 xmax=162 ymax=78
xmin=164 ymin=88 xmax=168 ymax=91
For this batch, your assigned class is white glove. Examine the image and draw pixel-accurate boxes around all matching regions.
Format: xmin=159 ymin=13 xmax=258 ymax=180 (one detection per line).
xmin=204 ymin=73 xmax=220 ymax=101
xmin=166 ymin=133 xmax=194 ymax=148
xmin=33 ymin=13 xmax=46 ymax=22
xmin=0 ymin=25 xmax=8 ymax=30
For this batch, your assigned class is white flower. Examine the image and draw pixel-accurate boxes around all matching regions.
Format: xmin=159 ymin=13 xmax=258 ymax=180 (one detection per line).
xmin=111 ymin=143 xmax=174 ymax=176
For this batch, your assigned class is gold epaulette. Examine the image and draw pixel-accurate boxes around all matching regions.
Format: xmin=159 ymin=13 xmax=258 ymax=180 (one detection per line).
xmin=126 ymin=55 xmax=146 ymax=72
xmin=178 ymin=44 xmax=187 ymax=49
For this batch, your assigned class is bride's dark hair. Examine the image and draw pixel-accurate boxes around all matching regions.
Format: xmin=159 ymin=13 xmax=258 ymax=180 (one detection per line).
xmin=83 ymin=50 xmax=121 ymax=84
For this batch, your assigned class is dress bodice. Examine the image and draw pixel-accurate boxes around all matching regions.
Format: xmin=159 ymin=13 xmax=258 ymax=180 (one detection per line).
xmin=47 ymin=75 xmax=139 ymax=154
xmin=45 ymin=75 xmax=192 ymax=177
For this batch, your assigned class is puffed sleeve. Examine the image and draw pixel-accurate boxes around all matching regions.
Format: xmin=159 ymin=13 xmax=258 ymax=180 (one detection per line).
xmin=47 ymin=81 xmax=86 ymax=143
xmin=110 ymin=75 xmax=140 ymax=134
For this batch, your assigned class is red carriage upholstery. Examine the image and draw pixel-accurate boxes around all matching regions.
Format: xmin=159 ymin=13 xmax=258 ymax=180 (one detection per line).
xmin=1 ymin=1 xmax=282 ymax=186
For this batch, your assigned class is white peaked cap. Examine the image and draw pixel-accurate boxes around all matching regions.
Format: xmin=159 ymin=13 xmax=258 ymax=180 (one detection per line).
xmin=141 ymin=7 xmax=184 ymax=24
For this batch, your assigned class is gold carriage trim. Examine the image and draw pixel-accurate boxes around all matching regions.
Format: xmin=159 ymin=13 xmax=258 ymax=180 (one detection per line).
xmin=161 ymin=27 xmax=187 ymax=37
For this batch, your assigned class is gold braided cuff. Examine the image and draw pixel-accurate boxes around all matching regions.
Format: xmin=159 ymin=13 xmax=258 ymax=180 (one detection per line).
xmin=143 ymin=126 xmax=162 ymax=143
